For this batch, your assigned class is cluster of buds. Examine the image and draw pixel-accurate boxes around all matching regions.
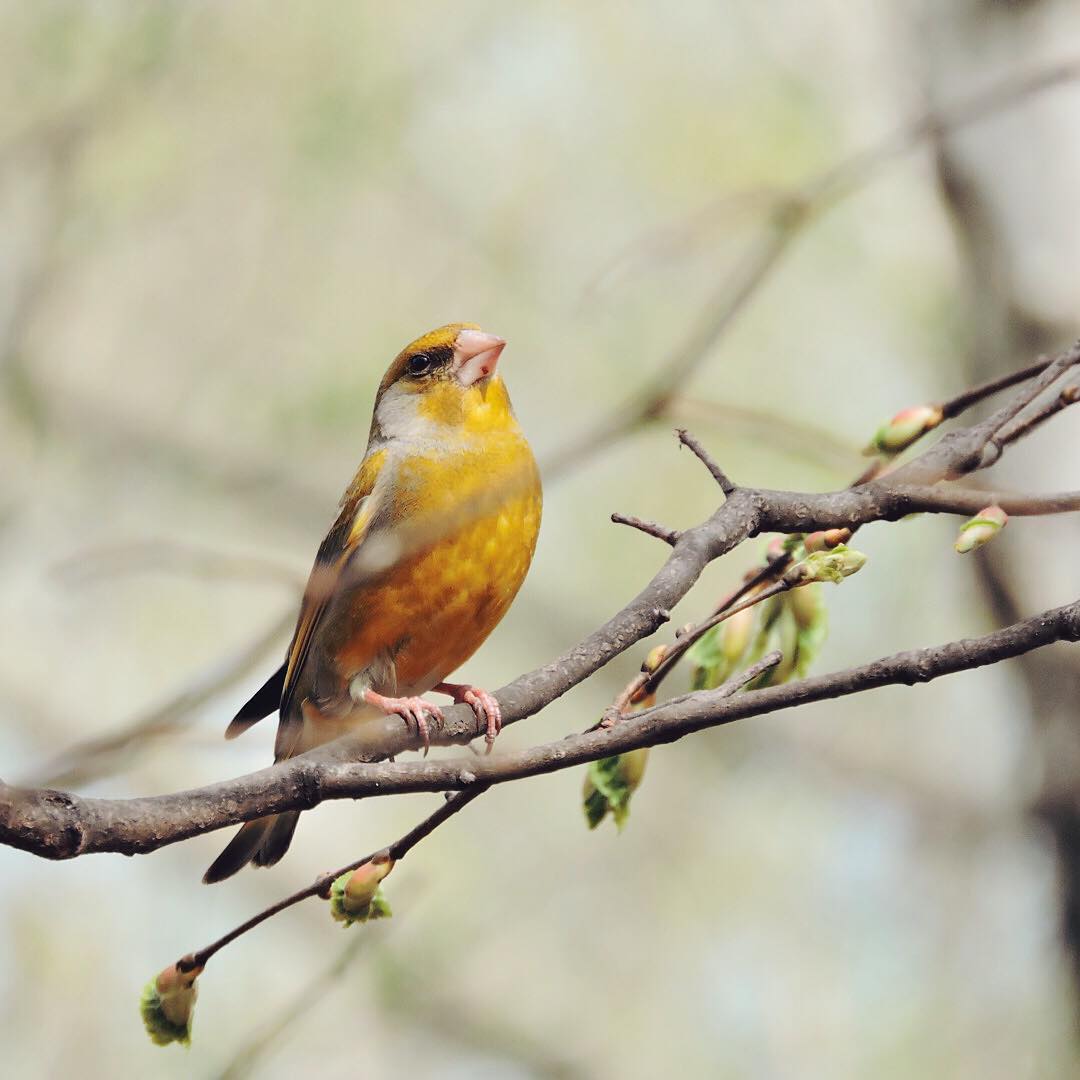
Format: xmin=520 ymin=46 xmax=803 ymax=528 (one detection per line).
xmin=954 ymin=505 xmax=1008 ymax=554
xmin=865 ymin=403 xmax=944 ymax=456
xmin=329 ymin=852 xmax=395 ymax=926
xmin=140 ymin=961 xmax=202 ymax=1047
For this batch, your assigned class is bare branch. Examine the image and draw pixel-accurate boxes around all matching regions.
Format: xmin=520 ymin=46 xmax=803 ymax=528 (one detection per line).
xmin=676 ymin=428 xmax=737 ymax=494
xmin=996 ymin=379 xmax=1080 ymax=447
xmin=610 ymin=512 xmax=680 ymax=546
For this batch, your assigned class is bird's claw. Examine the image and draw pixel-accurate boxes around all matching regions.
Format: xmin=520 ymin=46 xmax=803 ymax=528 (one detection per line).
xmin=461 ymin=687 xmax=502 ymax=751
xmin=363 ymin=690 xmax=444 ymax=755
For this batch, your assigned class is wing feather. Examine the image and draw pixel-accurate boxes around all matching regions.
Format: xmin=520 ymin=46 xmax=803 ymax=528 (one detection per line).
xmin=276 ymin=448 xmax=387 ymax=739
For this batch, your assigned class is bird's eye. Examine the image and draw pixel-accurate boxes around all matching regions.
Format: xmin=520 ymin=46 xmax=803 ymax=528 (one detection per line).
xmin=407 ymin=353 xmax=433 ymax=377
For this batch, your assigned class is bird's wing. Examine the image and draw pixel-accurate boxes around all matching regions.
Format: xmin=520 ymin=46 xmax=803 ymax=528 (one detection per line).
xmin=276 ymin=448 xmax=389 ymax=751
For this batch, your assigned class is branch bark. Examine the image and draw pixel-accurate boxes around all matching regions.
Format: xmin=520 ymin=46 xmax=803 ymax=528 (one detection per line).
xmin=5 ymin=597 xmax=1080 ymax=860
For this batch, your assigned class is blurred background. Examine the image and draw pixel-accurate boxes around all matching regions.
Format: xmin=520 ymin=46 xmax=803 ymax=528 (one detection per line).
xmin=3 ymin=2 xmax=1080 ymax=1077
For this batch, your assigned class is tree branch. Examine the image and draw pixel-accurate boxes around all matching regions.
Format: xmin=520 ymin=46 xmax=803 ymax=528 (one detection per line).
xmin=4 ymin=346 xmax=1080 ymax=863
xmin=7 ymin=598 xmax=1079 ymax=864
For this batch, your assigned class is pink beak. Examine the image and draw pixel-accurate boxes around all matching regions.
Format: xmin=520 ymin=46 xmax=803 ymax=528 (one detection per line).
xmin=454 ymin=329 xmax=506 ymax=386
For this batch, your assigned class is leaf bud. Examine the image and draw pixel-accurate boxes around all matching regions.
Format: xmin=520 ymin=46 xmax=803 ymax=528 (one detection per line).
xmin=954 ymin=505 xmax=1007 ymax=554
xmin=865 ymin=404 xmax=943 ymax=456
xmin=140 ymin=962 xmax=202 ymax=1047
xmin=329 ymin=852 xmax=395 ymax=926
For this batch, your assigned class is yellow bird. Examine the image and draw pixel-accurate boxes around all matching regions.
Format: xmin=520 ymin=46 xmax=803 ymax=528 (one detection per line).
xmin=203 ymin=324 xmax=541 ymax=883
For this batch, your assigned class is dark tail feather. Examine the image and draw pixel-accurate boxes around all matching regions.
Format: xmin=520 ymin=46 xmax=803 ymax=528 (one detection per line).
xmin=253 ymin=811 xmax=300 ymax=868
xmin=225 ymin=664 xmax=286 ymax=740
xmin=202 ymin=811 xmax=300 ymax=884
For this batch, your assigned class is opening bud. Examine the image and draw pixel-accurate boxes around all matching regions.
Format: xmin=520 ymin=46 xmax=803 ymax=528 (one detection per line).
xmin=141 ymin=962 xmax=202 ymax=1047
xmin=583 ymin=748 xmax=650 ymax=830
xmin=865 ymin=404 xmax=943 ymax=456
xmin=329 ymin=853 xmax=395 ymax=926
xmin=788 ymin=545 xmax=868 ymax=585
xmin=954 ymin=505 xmax=1008 ymax=554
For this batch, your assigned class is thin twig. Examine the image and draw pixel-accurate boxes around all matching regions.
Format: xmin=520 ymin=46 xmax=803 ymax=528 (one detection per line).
xmin=196 ymin=657 xmax=797 ymax=970
xmin=608 ymin=576 xmax=789 ymax=720
xmin=610 ymin=512 xmax=680 ymax=545
xmin=216 ymin=936 xmax=365 ymax=1080
xmin=937 ymin=357 xmax=1063 ymax=419
xmin=22 ymin=609 xmax=296 ymax=789
xmin=664 ymin=395 xmax=860 ymax=472
xmin=179 ymin=787 xmax=488 ymax=973
xmin=995 ymin=380 xmax=1080 ymax=447
xmin=51 ymin=539 xmax=306 ymax=591
xmin=676 ymin=428 xmax=737 ymax=494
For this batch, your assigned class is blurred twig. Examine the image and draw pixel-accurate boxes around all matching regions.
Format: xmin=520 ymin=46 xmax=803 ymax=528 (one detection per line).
xmin=664 ymin=395 xmax=861 ymax=472
xmin=216 ymin=931 xmax=585 ymax=1080
xmin=0 ymin=13 xmax=177 ymax=429
xmin=215 ymin=936 xmax=366 ymax=1080
xmin=22 ymin=608 xmax=295 ymax=789
xmin=546 ymin=57 xmax=1080 ymax=480
xmin=52 ymin=539 xmax=305 ymax=591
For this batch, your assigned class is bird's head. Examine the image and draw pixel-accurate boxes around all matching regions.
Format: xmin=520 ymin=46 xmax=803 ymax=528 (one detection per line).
xmin=370 ymin=323 xmax=515 ymax=443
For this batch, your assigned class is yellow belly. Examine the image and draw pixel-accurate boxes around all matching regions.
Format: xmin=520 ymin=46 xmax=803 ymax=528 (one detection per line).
xmin=331 ymin=446 xmax=541 ymax=692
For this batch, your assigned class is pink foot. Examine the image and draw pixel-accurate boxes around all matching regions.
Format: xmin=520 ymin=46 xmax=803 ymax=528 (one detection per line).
xmin=362 ymin=689 xmax=444 ymax=755
xmin=434 ymin=682 xmax=502 ymax=750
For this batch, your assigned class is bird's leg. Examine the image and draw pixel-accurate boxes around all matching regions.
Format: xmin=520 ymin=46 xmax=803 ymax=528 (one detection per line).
xmin=359 ymin=688 xmax=444 ymax=756
xmin=432 ymin=682 xmax=502 ymax=750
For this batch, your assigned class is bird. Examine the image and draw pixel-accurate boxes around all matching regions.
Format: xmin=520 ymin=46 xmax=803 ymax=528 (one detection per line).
xmin=203 ymin=323 xmax=542 ymax=883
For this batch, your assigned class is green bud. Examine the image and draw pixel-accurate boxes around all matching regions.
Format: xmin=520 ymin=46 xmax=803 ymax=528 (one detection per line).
xmin=786 ymin=587 xmax=829 ymax=677
xmin=687 ymin=626 xmax=726 ymax=690
xmin=329 ymin=854 xmax=394 ymax=926
xmin=719 ymin=605 xmax=755 ymax=667
xmin=865 ymin=404 xmax=943 ymax=456
xmin=789 ymin=545 xmax=867 ymax=585
xmin=954 ymin=505 xmax=1007 ymax=554
xmin=140 ymin=962 xmax=201 ymax=1047
xmin=787 ymin=580 xmax=824 ymax=631
xmin=583 ymin=748 xmax=650 ymax=831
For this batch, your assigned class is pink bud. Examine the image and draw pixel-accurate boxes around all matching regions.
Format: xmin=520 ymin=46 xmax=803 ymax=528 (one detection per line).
xmin=867 ymin=404 xmax=943 ymax=455
xmin=954 ymin=505 xmax=1008 ymax=554
xmin=804 ymin=528 xmax=852 ymax=553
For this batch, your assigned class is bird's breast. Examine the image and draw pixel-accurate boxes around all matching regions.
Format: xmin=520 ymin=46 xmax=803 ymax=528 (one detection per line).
xmin=330 ymin=432 xmax=541 ymax=691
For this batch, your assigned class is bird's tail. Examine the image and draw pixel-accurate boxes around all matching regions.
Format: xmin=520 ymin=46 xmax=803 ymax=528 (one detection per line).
xmin=202 ymin=811 xmax=301 ymax=884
